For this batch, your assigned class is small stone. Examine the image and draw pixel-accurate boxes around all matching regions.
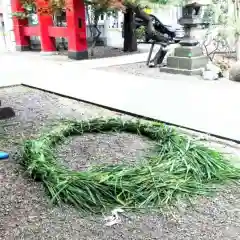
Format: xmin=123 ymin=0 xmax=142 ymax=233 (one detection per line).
xmin=202 ymin=70 xmax=218 ymax=80
xmin=205 ymin=62 xmax=221 ymax=74
xmin=203 ymin=62 xmax=222 ymax=80
xmin=222 ymin=71 xmax=229 ymax=79
xmin=229 ymin=61 xmax=240 ymax=82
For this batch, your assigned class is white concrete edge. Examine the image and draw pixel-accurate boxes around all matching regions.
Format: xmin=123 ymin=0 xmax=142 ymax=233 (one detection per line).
xmin=0 ymin=51 xmax=151 ymax=70
xmin=64 ymin=51 xmax=154 ymax=69
xmin=19 ymin=68 xmax=240 ymax=143
xmin=3 ymin=61 xmax=239 ymax=143
xmin=0 ymin=80 xmax=22 ymax=88
xmin=40 ymin=51 xmax=58 ymax=56
xmin=0 ymin=83 xmax=21 ymax=88
xmin=0 ymin=46 xmax=157 ymax=70
xmin=22 ymin=80 xmax=240 ymax=143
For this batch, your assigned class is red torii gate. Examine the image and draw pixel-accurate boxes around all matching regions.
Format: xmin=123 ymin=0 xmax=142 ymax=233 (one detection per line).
xmin=11 ymin=0 xmax=88 ymax=60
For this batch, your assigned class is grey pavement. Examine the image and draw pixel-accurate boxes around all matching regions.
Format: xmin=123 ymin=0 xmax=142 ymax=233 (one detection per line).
xmin=1 ymin=52 xmax=240 ymax=142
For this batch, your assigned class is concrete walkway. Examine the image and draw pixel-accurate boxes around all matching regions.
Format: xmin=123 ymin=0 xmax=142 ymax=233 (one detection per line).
xmin=1 ymin=52 xmax=240 ymax=142
xmin=0 ymin=44 xmax=155 ymax=68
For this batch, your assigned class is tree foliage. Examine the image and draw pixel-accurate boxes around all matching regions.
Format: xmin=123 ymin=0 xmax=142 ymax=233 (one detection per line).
xmin=12 ymin=0 xmax=178 ymax=20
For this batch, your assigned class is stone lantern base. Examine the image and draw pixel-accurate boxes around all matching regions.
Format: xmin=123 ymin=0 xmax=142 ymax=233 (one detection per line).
xmin=160 ymin=0 xmax=209 ymax=75
xmin=160 ymin=45 xmax=208 ymax=75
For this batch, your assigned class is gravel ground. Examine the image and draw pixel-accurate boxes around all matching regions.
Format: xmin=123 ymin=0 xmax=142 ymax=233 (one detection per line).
xmin=97 ymin=62 xmax=229 ymax=82
xmin=57 ymin=133 xmax=152 ymax=171
xmin=96 ymin=62 xmax=202 ymax=82
xmin=1 ymin=86 xmax=240 ymax=240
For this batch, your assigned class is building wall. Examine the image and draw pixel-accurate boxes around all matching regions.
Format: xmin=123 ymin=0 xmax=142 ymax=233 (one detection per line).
xmin=0 ymin=0 xmax=5 ymax=51
xmin=0 ymin=2 xmax=183 ymax=52
xmin=0 ymin=0 xmax=16 ymax=52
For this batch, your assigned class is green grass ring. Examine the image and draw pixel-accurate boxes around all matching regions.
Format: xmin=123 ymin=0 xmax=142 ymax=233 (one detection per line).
xmin=20 ymin=118 xmax=240 ymax=213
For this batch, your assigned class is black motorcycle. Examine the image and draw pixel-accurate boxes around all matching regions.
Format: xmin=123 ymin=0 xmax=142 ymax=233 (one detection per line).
xmin=135 ymin=14 xmax=183 ymax=43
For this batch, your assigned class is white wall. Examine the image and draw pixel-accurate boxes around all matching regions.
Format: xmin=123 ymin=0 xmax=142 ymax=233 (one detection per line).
xmin=0 ymin=0 xmax=16 ymax=52
xmin=0 ymin=0 xmax=5 ymax=51
xmin=152 ymin=6 xmax=181 ymax=26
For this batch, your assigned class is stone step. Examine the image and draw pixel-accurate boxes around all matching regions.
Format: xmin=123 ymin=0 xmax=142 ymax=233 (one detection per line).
xmin=167 ymin=55 xmax=208 ymax=70
xmin=160 ymin=66 xmax=203 ymax=76
xmin=174 ymin=46 xmax=204 ymax=58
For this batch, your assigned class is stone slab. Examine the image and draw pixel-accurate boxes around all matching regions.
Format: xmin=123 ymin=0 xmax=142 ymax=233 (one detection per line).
xmin=2 ymin=52 xmax=240 ymax=142
xmin=174 ymin=46 xmax=203 ymax=57
xmin=20 ymin=66 xmax=240 ymax=142
xmin=160 ymin=67 xmax=203 ymax=75
xmin=166 ymin=55 xmax=208 ymax=70
xmin=16 ymin=45 xmax=30 ymax=51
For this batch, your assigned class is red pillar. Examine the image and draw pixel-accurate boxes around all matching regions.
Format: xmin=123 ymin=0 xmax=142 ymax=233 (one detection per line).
xmin=36 ymin=0 xmax=56 ymax=52
xmin=11 ymin=0 xmax=30 ymax=51
xmin=66 ymin=0 xmax=88 ymax=60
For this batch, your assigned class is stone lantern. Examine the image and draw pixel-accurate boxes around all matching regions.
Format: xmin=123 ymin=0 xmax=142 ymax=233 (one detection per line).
xmin=179 ymin=0 xmax=211 ymax=46
xmin=161 ymin=0 xmax=211 ymax=75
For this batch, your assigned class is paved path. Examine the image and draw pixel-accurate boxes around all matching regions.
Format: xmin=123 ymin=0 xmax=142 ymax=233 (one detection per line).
xmin=0 ymin=44 xmax=155 ymax=67
xmin=1 ymin=52 xmax=240 ymax=142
